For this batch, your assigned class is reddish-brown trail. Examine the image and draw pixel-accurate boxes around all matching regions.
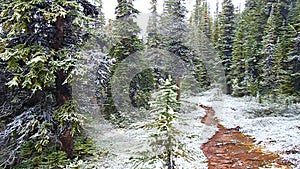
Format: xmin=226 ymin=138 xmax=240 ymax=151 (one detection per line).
xmin=198 ymin=104 xmax=293 ymax=169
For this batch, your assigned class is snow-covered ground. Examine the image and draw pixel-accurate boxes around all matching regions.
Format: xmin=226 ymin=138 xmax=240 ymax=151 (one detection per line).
xmin=185 ymin=89 xmax=300 ymax=168
xmin=84 ymin=103 xmax=216 ymax=168
xmin=83 ymin=89 xmax=300 ymax=168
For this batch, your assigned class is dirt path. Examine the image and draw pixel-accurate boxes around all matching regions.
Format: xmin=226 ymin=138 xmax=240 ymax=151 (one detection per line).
xmin=198 ymin=104 xmax=292 ymax=169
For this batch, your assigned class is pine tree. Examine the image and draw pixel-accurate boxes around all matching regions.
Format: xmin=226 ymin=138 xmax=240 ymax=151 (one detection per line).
xmin=186 ymin=24 xmax=210 ymax=90
xmin=193 ymin=0 xmax=212 ymax=38
xmin=201 ymin=0 xmax=212 ymax=39
xmin=110 ymin=0 xmax=142 ymax=61
xmin=193 ymin=0 xmax=203 ymax=27
xmin=285 ymin=0 xmax=300 ymax=97
xmin=134 ymin=76 xmax=193 ymax=169
xmin=276 ymin=24 xmax=291 ymax=96
xmin=158 ymin=0 xmax=193 ymax=98
xmin=218 ymin=0 xmax=235 ymax=94
xmin=260 ymin=4 xmax=280 ymax=99
xmin=289 ymin=1 xmax=300 ymax=98
xmin=147 ymin=0 xmax=160 ymax=48
xmin=239 ymin=0 xmax=267 ymax=96
xmin=0 ymin=0 xmax=100 ymax=166
xmin=259 ymin=0 xmax=291 ymax=100
xmin=212 ymin=0 xmax=220 ymax=47
xmin=231 ymin=12 xmax=248 ymax=96
xmin=159 ymin=0 xmax=189 ymax=62
xmin=145 ymin=0 xmax=165 ymax=95
xmin=188 ymin=2 xmax=212 ymax=90
xmin=105 ymin=0 xmax=144 ymax=122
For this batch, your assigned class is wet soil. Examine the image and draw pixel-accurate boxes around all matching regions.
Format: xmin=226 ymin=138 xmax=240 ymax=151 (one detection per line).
xmin=198 ymin=104 xmax=292 ymax=169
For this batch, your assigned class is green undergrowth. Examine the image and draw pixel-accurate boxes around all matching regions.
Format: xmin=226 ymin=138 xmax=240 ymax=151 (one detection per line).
xmin=14 ymin=134 xmax=103 ymax=169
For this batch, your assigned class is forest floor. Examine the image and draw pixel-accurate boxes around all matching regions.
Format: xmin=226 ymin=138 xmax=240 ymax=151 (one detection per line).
xmin=199 ymin=104 xmax=292 ymax=168
xmin=85 ymin=89 xmax=300 ymax=168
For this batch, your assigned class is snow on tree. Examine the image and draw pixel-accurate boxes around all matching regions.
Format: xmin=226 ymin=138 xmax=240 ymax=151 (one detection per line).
xmin=133 ymin=76 xmax=194 ymax=169
xmin=159 ymin=0 xmax=190 ymax=62
xmin=232 ymin=0 xmax=267 ymax=96
xmin=285 ymin=0 xmax=300 ymax=97
xmin=218 ymin=0 xmax=235 ymax=94
xmin=231 ymin=12 xmax=248 ymax=96
xmin=212 ymin=0 xmax=220 ymax=47
xmin=105 ymin=0 xmax=145 ymax=123
xmin=147 ymin=0 xmax=160 ymax=48
xmin=260 ymin=4 xmax=279 ymax=99
xmin=0 ymin=0 xmax=100 ymax=166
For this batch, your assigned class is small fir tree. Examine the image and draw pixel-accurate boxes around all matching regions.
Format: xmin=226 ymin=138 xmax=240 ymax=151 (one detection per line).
xmin=133 ymin=76 xmax=194 ymax=169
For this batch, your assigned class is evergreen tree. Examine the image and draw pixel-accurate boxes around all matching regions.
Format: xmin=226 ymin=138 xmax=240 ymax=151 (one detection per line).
xmin=110 ymin=0 xmax=142 ymax=61
xmin=230 ymin=0 xmax=300 ymax=100
xmin=186 ymin=23 xmax=211 ymax=89
xmin=134 ymin=76 xmax=193 ymax=169
xmin=145 ymin=0 xmax=164 ymax=96
xmin=284 ymin=0 xmax=300 ymax=97
xmin=239 ymin=0 xmax=267 ymax=96
xmin=147 ymin=0 xmax=160 ymax=48
xmin=159 ymin=0 xmax=190 ymax=62
xmin=105 ymin=0 xmax=144 ymax=122
xmin=231 ymin=12 xmax=248 ymax=96
xmin=212 ymin=0 xmax=220 ymax=47
xmin=193 ymin=0 xmax=212 ymax=38
xmin=276 ymin=24 xmax=292 ymax=96
xmin=289 ymin=0 xmax=300 ymax=98
xmin=158 ymin=0 xmax=192 ymax=98
xmin=0 ymin=0 xmax=100 ymax=166
xmin=260 ymin=4 xmax=280 ymax=99
xmin=188 ymin=2 xmax=212 ymax=90
xmin=193 ymin=0 xmax=202 ymax=27
xmin=218 ymin=0 xmax=235 ymax=94
xmin=201 ymin=0 xmax=212 ymax=39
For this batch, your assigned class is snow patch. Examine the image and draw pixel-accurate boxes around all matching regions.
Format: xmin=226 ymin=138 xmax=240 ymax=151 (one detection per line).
xmin=84 ymin=89 xmax=300 ymax=168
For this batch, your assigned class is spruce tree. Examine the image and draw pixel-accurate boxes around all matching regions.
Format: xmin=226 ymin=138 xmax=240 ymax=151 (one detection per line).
xmin=285 ymin=0 xmax=300 ymax=97
xmin=231 ymin=12 xmax=248 ymax=96
xmin=276 ymin=25 xmax=292 ymax=96
xmin=259 ymin=0 xmax=291 ymax=100
xmin=218 ymin=0 xmax=235 ymax=94
xmin=159 ymin=0 xmax=189 ymax=62
xmin=134 ymin=76 xmax=193 ymax=169
xmin=146 ymin=0 xmax=165 ymax=94
xmin=193 ymin=0 xmax=202 ymax=26
xmin=147 ymin=0 xmax=160 ymax=48
xmin=240 ymin=0 xmax=267 ymax=96
xmin=105 ymin=0 xmax=144 ymax=122
xmin=110 ymin=0 xmax=142 ymax=61
xmin=193 ymin=0 xmax=212 ymax=39
xmin=0 ymin=0 xmax=100 ymax=166
xmin=158 ymin=0 xmax=192 ymax=98
xmin=212 ymin=0 xmax=220 ymax=47
xmin=260 ymin=4 xmax=280 ymax=99
xmin=201 ymin=0 xmax=212 ymax=39
xmin=188 ymin=1 xmax=212 ymax=90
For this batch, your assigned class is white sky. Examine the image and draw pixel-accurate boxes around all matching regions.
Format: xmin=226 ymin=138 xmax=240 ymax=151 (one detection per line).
xmin=103 ymin=0 xmax=246 ymax=20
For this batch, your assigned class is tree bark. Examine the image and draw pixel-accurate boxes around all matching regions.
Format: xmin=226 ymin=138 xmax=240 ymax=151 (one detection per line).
xmin=176 ymin=79 xmax=180 ymax=101
xmin=54 ymin=16 xmax=74 ymax=159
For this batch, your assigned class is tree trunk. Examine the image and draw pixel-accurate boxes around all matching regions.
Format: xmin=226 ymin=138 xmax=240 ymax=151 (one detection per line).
xmin=226 ymin=83 xmax=232 ymax=95
xmin=56 ymin=70 xmax=73 ymax=158
xmin=225 ymin=70 xmax=232 ymax=95
xmin=54 ymin=16 xmax=74 ymax=159
xmin=166 ymin=134 xmax=174 ymax=169
xmin=176 ymin=79 xmax=180 ymax=101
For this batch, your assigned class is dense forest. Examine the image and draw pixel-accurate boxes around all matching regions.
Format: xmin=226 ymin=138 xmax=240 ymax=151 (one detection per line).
xmin=0 ymin=0 xmax=299 ymax=168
